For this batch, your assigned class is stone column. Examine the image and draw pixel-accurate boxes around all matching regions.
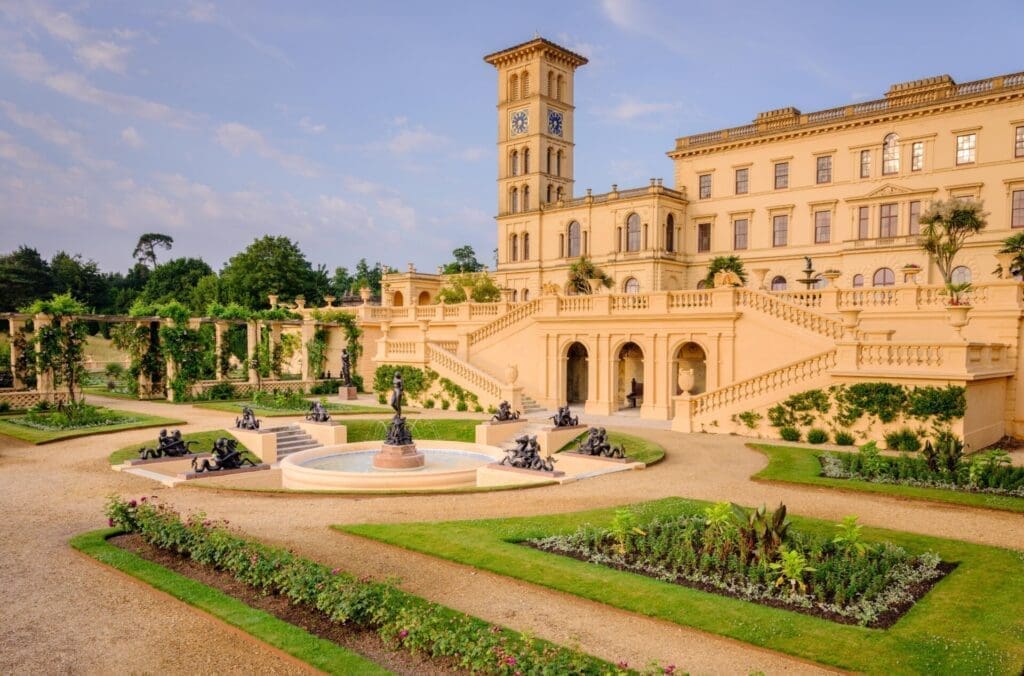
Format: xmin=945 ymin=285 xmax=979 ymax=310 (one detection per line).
xmin=300 ymin=319 xmax=316 ymax=381
xmin=246 ymin=320 xmax=258 ymax=384
xmin=269 ymin=321 xmax=282 ymax=378
xmin=136 ymin=321 xmax=153 ymax=397
xmin=33 ymin=314 xmax=53 ymax=398
xmin=214 ymin=321 xmax=227 ymax=381
xmin=163 ymin=318 xmax=177 ymax=402
xmin=9 ymin=319 xmax=24 ymax=389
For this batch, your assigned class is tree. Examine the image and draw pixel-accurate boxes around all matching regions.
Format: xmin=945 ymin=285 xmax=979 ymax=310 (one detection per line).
xmin=220 ymin=236 xmax=316 ymax=309
xmin=50 ymin=251 xmax=109 ymax=310
xmin=353 ymin=258 xmax=386 ymax=295
xmin=104 ymin=263 xmax=150 ymax=315
xmin=332 ymin=266 xmax=354 ymax=296
xmin=133 ymin=233 xmax=174 ymax=268
xmin=704 ymin=256 xmax=748 ymax=287
xmin=442 ymin=245 xmax=484 ymax=274
xmin=919 ymin=198 xmax=987 ymax=284
xmin=436 ymin=272 xmax=502 ymax=304
xmin=997 ymin=232 xmax=1024 ymax=278
xmin=22 ymin=293 xmax=89 ymax=402
xmin=189 ymin=274 xmax=223 ymax=314
xmin=0 ymin=246 xmax=53 ymax=312
xmin=138 ymin=257 xmax=214 ymax=308
xmin=567 ymin=257 xmax=613 ymax=294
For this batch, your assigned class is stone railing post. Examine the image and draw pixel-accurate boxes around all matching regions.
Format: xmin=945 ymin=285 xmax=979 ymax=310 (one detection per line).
xmin=711 ymin=286 xmax=737 ymax=312
xmin=895 ymin=285 xmax=919 ymax=310
xmin=670 ymin=394 xmax=693 ymax=433
xmin=214 ymin=321 xmax=227 ymax=380
xmin=33 ymin=313 xmax=54 ymax=399
xmin=163 ymin=318 xmax=177 ymax=402
xmin=269 ymin=321 xmax=283 ymax=377
xmin=983 ymin=280 xmax=1024 ymax=310
xmin=649 ymin=291 xmax=669 ymax=314
xmin=9 ymin=319 xmax=24 ymax=389
xmin=246 ymin=320 xmax=259 ymax=384
xmin=835 ymin=341 xmax=859 ymax=371
xmin=818 ymin=288 xmax=839 ymax=314
xmin=300 ymin=318 xmax=316 ymax=380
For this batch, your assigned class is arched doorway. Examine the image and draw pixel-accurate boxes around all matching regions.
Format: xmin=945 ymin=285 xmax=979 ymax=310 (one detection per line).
xmin=566 ymin=342 xmax=588 ymax=404
xmin=616 ymin=341 xmax=644 ymax=410
xmin=393 ymin=290 xmax=404 ymax=306
xmin=417 ymin=290 xmax=430 ymax=305
xmin=674 ymin=342 xmax=707 ymax=395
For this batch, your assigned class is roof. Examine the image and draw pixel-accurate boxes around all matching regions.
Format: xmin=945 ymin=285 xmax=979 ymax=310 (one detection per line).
xmin=483 ymin=37 xmax=589 ymax=68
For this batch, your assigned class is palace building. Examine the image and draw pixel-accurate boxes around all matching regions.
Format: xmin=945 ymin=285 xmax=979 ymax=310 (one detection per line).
xmin=359 ymin=38 xmax=1024 ymax=449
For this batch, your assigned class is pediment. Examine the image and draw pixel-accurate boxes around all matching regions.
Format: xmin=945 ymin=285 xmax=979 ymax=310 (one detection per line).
xmin=846 ymin=183 xmax=938 ymax=204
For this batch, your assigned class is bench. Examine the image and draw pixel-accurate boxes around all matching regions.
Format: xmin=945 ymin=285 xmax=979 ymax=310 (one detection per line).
xmin=626 ymin=378 xmax=644 ymax=408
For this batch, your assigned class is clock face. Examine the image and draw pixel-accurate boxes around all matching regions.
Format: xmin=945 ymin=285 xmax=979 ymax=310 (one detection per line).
xmin=510 ymin=109 xmax=528 ymax=136
xmin=548 ymin=110 xmax=563 ymax=137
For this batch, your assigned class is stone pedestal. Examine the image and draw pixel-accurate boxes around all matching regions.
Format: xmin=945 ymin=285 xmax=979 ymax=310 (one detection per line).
xmin=373 ymin=443 xmax=425 ymax=469
xmin=339 ymin=386 xmax=358 ymax=400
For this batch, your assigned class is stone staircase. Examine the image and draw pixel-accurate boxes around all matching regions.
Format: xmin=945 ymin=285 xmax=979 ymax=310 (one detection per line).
xmin=270 ymin=424 xmax=320 ymax=460
xmin=520 ymin=394 xmax=543 ymax=414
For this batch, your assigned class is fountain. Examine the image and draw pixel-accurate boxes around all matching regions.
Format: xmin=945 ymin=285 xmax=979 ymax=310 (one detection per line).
xmin=797 ymin=256 xmax=819 ymax=290
xmin=373 ymin=371 xmax=425 ymax=469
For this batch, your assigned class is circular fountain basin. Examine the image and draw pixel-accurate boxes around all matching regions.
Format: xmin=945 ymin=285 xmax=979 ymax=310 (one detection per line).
xmin=280 ymin=441 xmax=504 ymax=491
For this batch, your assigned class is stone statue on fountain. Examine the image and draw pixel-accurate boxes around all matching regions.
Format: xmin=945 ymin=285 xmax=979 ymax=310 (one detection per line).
xmin=375 ymin=370 xmax=423 ymax=468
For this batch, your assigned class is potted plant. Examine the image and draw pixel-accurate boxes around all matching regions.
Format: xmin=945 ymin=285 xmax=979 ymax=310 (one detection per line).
xmin=900 ymin=263 xmax=922 ymax=284
xmin=821 ymin=269 xmax=841 ymax=287
xmin=943 ymin=282 xmax=972 ymax=337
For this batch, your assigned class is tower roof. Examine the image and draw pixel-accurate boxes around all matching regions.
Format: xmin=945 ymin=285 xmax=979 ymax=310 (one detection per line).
xmin=484 ymin=37 xmax=588 ymax=69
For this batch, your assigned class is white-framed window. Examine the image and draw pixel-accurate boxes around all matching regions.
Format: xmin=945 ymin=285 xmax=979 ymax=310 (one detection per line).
xmin=852 ymin=274 xmax=864 ymax=288
xmin=911 ymin=141 xmax=924 ymax=171
xmin=567 ymin=221 xmax=581 ymax=257
xmin=522 ymin=186 xmax=530 ymax=211
xmin=814 ymin=211 xmax=831 ymax=243
xmin=510 ymin=187 xmax=518 ymax=213
xmin=1012 ymin=190 xmax=1024 ymax=228
xmin=879 ymin=203 xmax=898 ymax=238
xmin=951 ymin=266 xmax=972 ymax=284
xmin=770 ymin=275 xmax=787 ymax=291
xmin=697 ymin=222 xmax=711 ymax=252
xmin=626 ymin=213 xmax=641 ymax=252
xmin=882 ymin=133 xmax=900 ymax=175
xmin=860 ymin=149 xmax=871 ymax=178
xmin=522 ymin=232 xmax=530 ymax=260
xmin=699 ymin=174 xmax=712 ymax=199
xmin=1016 ymin=126 xmax=1024 ymax=158
xmin=624 ymin=278 xmax=640 ymax=294
xmin=858 ymin=206 xmax=870 ymax=239
xmin=735 ymin=167 xmax=748 ymax=194
xmin=956 ymin=133 xmax=976 ymax=165
xmin=772 ymin=214 xmax=788 ymax=246
xmin=873 ymin=268 xmax=895 ymax=287
xmin=510 ymin=234 xmax=518 ymax=262
xmin=733 ymin=219 xmax=748 ymax=250
xmin=774 ymin=162 xmax=789 ymax=189
xmin=510 ymin=150 xmax=519 ymax=176
xmin=665 ymin=214 xmax=675 ymax=252
xmin=816 ymin=156 xmax=832 ymax=184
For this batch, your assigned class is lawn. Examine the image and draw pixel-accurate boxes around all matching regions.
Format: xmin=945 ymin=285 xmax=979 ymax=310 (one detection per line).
xmin=338 ymin=497 xmax=1024 ymax=674
xmin=344 ymin=418 xmax=480 ymax=443
xmin=751 ymin=444 xmax=1024 ymax=514
xmin=557 ymin=430 xmax=666 ymax=465
xmin=108 ymin=429 xmax=258 ymax=465
xmin=70 ymin=529 xmax=386 ymax=675
xmin=0 ymin=408 xmax=185 ymax=445
xmin=192 ymin=400 xmax=390 ymax=417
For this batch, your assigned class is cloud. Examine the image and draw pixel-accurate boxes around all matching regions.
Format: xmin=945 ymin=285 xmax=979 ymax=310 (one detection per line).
xmin=120 ymin=126 xmax=144 ymax=149
xmin=215 ymin=121 xmax=320 ymax=177
xmin=179 ymin=1 xmax=292 ymax=66
xmin=386 ymin=124 xmax=449 ymax=155
xmin=0 ymin=100 xmax=83 ymax=149
xmin=298 ymin=116 xmax=326 ymax=134
xmin=603 ymin=97 xmax=681 ymax=121
xmin=74 ymin=40 xmax=130 ymax=73
xmin=25 ymin=6 xmax=132 ymax=73
xmin=454 ymin=146 xmax=488 ymax=162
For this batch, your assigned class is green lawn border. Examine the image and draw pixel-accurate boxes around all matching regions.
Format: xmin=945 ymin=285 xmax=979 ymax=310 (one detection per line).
xmin=70 ymin=528 xmax=388 ymax=675
xmin=192 ymin=400 xmax=393 ymax=417
xmin=337 ymin=497 xmax=1024 ymax=674
xmin=750 ymin=443 xmax=1024 ymax=514
xmin=108 ymin=429 xmax=258 ymax=466
xmin=556 ymin=430 xmax=666 ymax=466
xmin=0 ymin=409 xmax=186 ymax=445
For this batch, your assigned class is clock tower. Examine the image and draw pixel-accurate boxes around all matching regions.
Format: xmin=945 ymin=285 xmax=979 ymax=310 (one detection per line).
xmin=484 ymin=38 xmax=587 ymax=216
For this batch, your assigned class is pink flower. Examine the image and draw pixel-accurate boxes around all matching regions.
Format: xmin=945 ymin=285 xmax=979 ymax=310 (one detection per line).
xmin=617 ymin=662 xmax=629 ymax=669
xmin=398 ymin=629 xmax=408 ymax=639
xmin=107 ymin=518 xmax=114 ymax=527
xmin=128 ymin=499 xmax=137 ymax=508
xmin=664 ymin=666 xmax=676 ymax=675
xmin=506 ymin=656 xmax=517 ymax=666
xmin=331 ymin=567 xmax=341 ymax=575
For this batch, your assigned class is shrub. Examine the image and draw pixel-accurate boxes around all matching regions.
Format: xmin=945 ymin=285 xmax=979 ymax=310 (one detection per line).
xmin=884 ymin=428 xmax=922 ymax=453
xmin=423 ymin=398 xmax=435 ymax=409
xmin=834 ymin=431 xmax=856 ymax=446
xmin=779 ymin=427 xmax=801 ymax=442
xmin=456 ymin=400 xmax=468 ymax=412
xmin=377 ymin=393 xmax=386 ymax=405
xmin=440 ymin=399 xmax=450 ymax=410
xmin=736 ymin=410 xmax=762 ymax=430
xmin=0 ymin=402 xmax=10 ymax=413
xmin=203 ymin=382 xmax=236 ymax=401
xmin=806 ymin=428 xmax=829 ymax=445
xmin=104 ymin=362 xmax=124 ymax=378
xmin=309 ymin=379 xmax=340 ymax=395
xmin=473 ymin=404 xmax=484 ymax=413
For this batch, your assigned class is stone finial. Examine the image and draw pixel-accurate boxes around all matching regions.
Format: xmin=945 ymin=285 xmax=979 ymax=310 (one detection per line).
xmin=408 ymin=262 xmax=415 ymax=273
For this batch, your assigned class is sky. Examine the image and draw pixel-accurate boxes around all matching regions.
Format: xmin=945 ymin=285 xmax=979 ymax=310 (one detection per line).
xmin=1 ymin=0 xmax=1022 ymax=276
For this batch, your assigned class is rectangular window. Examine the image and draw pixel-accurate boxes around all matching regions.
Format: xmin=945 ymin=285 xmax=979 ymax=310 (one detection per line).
xmin=772 ymin=215 xmax=788 ymax=246
xmin=860 ymin=149 xmax=871 ymax=178
xmin=697 ymin=222 xmax=711 ymax=252
xmin=734 ymin=168 xmax=748 ymax=195
xmin=814 ymin=211 xmax=831 ymax=243
xmin=816 ymin=156 xmax=832 ymax=184
xmin=1017 ymin=126 xmax=1024 ymax=158
xmin=733 ymin=219 xmax=748 ymax=250
xmin=879 ymin=203 xmax=898 ymax=238
xmin=858 ymin=206 xmax=870 ymax=239
xmin=1013 ymin=190 xmax=1024 ymax=228
xmin=909 ymin=200 xmax=921 ymax=235
xmin=911 ymin=142 xmax=924 ymax=171
xmin=699 ymin=174 xmax=712 ymax=199
xmin=774 ymin=162 xmax=789 ymax=189
xmin=956 ymin=133 xmax=976 ymax=165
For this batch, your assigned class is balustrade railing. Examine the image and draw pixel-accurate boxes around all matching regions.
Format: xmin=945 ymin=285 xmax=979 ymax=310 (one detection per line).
xmin=609 ymin=294 xmax=649 ymax=311
xmin=467 ymin=298 xmax=542 ymax=347
xmin=425 ymin=343 xmax=502 ymax=398
xmin=736 ymin=289 xmax=845 ymax=339
xmin=559 ymin=296 xmax=593 ymax=313
xmin=667 ymin=290 xmax=713 ymax=309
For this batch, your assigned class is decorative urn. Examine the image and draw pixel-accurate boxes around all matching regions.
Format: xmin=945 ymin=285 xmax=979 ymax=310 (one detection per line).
xmin=461 ymin=285 xmax=475 ymax=303
xmin=677 ymin=367 xmax=695 ymax=394
xmin=359 ymin=286 xmax=371 ymax=303
xmin=504 ymin=364 xmax=519 ymax=385
xmin=587 ymin=278 xmax=603 ymax=295
xmin=994 ymin=252 xmax=1017 ymax=279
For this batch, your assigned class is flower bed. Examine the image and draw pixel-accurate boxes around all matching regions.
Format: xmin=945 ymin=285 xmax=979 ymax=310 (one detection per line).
xmin=528 ymin=504 xmax=948 ymax=628
xmin=8 ymin=402 xmax=139 ymax=431
xmin=104 ymin=497 xmax=632 ymax=674
xmin=821 ymin=444 xmax=1024 ymax=498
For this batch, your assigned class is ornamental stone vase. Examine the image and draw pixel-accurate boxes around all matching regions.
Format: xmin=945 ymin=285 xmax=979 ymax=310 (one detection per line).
xmin=677 ymin=367 xmax=695 ymax=394
xmin=461 ymin=285 xmax=475 ymax=303
xmin=994 ymin=252 xmax=1017 ymax=279
xmin=587 ymin=278 xmax=603 ymax=295
xmin=900 ymin=267 xmax=921 ymax=284
xmin=504 ymin=364 xmax=519 ymax=385
xmin=323 ymin=295 xmax=335 ymax=307
xmin=359 ymin=287 xmax=371 ymax=303
xmin=751 ymin=268 xmax=769 ymax=290
xmin=945 ymin=304 xmax=972 ymax=339
xmin=821 ymin=271 xmax=841 ymax=287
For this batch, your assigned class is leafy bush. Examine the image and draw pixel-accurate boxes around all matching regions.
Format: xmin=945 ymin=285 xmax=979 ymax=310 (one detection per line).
xmin=202 ymin=382 xmax=237 ymax=401
xmin=779 ymin=427 xmax=801 ymax=442
xmin=104 ymin=497 xmax=619 ymax=674
xmin=11 ymin=402 xmax=137 ymax=431
xmin=884 ymin=428 xmax=922 ymax=453
xmin=0 ymin=402 xmax=10 ymax=413
xmin=736 ymin=410 xmax=762 ymax=430
xmin=456 ymin=400 xmax=468 ymax=412
xmin=473 ymin=404 xmax=484 ymax=413
xmin=531 ymin=503 xmax=942 ymax=626
xmin=251 ymin=389 xmax=308 ymax=410
xmin=806 ymin=428 xmax=829 ymax=445
xmin=309 ymin=379 xmax=339 ymax=396
xmin=104 ymin=362 xmax=124 ymax=378
xmin=423 ymin=398 xmax=435 ymax=409
xmin=440 ymin=399 xmax=450 ymax=410
xmin=906 ymin=386 xmax=966 ymax=421
xmin=834 ymin=431 xmax=856 ymax=446
xmin=372 ymin=365 xmax=435 ymax=403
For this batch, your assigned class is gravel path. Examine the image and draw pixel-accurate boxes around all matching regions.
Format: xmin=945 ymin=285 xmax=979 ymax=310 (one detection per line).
xmin=1 ymin=394 xmax=1020 ymax=674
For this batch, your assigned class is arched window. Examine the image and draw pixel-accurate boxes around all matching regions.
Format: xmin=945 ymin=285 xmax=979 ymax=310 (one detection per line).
xmin=951 ymin=265 xmax=972 ymax=284
xmin=556 ymin=186 xmax=563 ymax=201
xmin=567 ymin=221 xmax=581 ymax=257
xmin=546 ymin=147 xmax=553 ymax=173
xmin=522 ymin=232 xmax=530 ymax=260
xmin=696 ymin=279 xmax=709 ymax=290
xmin=510 ymin=187 xmax=518 ymax=213
xmin=872 ymin=267 xmax=895 ymax=287
xmin=665 ymin=214 xmax=675 ymax=252
xmin=521 ymin=70 xmax=530 ymax=97
xmin=509 ymin=74 xmax=519 ymax=101
xmin=556 ymin=74 xmax=564 ymax=101
xmin=556 ymin=150 xmax=562 ymax=176
xmin=547 ymin=70 xmax=554 ymax=98
xmin=510 ymin=234 xmax=518 ymax=262
xmin=883 ymin=133 xmax=900 ymax=175
xmin=510 ymin=150 xmax=519 ymax=176
xmin=852 ymin=274 xmax=864 ymax=288
xmin=522 ymin=289 xmax=530 ymax=302
xmin=546 ymin=184 xmax=553 ymax=203
xmin=522 ymin=186 xmax=530 ymax=211
xmin=522 ymin=148 xmax=530 ymax=173
xmin=626 ymin=213 xmax=641 ymax=252
xmin=511 ymin=289 xmax=518 ymax=302
xmin=770 ymin=276 xmax=787 ymax=291
xmin=624 ymin=278 xmax=640 ymax=294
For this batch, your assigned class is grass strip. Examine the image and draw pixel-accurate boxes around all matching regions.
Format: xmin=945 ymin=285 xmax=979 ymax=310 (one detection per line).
xmin=108 ymin=429 xmax=257 ymax=466
xmin=71 ymin=528 xmax=388 ymax=675
xmin=751 ymin=443 xmax=1024 ymax=514
xmin=0 ymin=409 xmax=185 ymax=445
xmin=192 ymin=400 xmax=392 ymax=417
xmin=557 ymin=430 xmax=666 ymax=465
xmin=337 ymin=497 xmax=1024 ymax=674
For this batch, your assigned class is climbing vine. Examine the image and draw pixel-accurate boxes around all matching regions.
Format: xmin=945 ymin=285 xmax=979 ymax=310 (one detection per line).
xmin=22 ymin=294 xmax=89 ymax=402
xmin=311 ymin=309 xmax=363 ymax=372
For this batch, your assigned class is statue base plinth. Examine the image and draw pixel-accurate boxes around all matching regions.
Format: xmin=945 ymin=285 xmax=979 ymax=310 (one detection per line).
xmin=338 ymin=386 xmax=358 ymax=400
xmin=373 ymin=443 xmax=425 ymax=469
